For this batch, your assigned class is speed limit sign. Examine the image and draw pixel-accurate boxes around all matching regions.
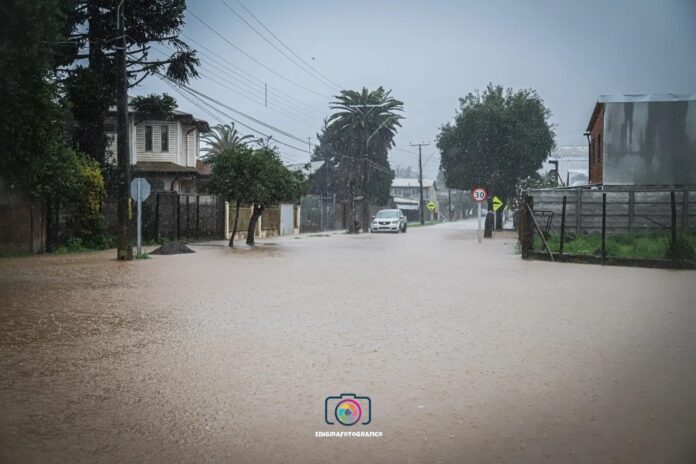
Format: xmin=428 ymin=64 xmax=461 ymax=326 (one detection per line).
xmin=472 ymin=187 xmax=488 ymax=203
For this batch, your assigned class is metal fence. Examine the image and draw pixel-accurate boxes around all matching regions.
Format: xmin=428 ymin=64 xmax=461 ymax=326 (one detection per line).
xmin=519 ymin=187 xmax=696 ymax=265
xmin=527 ymin=187 xmax=695 ymax=235
xmin=299 ymin=195 xmax=336 ymax=233
xmin=105 ymin=192 xmax=225 ymax=242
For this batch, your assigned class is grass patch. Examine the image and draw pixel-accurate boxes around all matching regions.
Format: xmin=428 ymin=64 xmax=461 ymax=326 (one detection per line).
xmin=533 ymin=231 xmax=696 ymax=260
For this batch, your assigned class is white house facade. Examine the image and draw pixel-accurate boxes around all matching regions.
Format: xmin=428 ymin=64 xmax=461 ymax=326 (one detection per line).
xmin=106 ymin=101 xmax=209 ymax=193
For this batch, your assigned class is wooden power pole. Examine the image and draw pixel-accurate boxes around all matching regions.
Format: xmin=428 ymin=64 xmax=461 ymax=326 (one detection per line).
xmin=116 ymin=1 xmax=132 ymax=260
xmin=410 ymin=142 xmax=430 ymax=225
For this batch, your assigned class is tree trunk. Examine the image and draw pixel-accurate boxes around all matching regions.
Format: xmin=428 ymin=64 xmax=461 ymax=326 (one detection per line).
xmin=347 ymin=182 xmax=357 ymax=234
xmin=45 ymin=195 xmax=59 ymax=252
xmin=246 ymin=204 xmax=264 ymax=246
xmin=496 ymin=207 xmax=504 ymax=230
xmin=229 ymin=198 xmax=241 ymax=247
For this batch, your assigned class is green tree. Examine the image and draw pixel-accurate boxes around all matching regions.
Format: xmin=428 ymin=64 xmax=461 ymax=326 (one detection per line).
xmin=243 ymin=147 xmax=306 ymax=246
xmin=327 ymin=87 xmax=403 ymax=232
xmin=59 ymin=0 xmax=199 ymax=164
xmin=0 ymin=0 xmax=65 ymax=188
xmin=437 ymin=84 xmax=555 ymax=226
xmin=201 ymin=123 xmax=254 ymax=160
xmin=206 ymin=145 xmax=256 ymax=247
xmin=206 ymin=146 xmax=306 ymax=247
xmin=0 ymin=0 xmax=110 ymax=250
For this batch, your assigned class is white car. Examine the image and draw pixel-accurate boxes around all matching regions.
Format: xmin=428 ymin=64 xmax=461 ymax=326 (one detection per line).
xmin=370 ymin=209 xmax=407 ymax=233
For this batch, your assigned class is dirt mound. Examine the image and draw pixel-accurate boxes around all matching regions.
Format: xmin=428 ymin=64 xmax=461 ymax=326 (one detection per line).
xmin=150 ymin=241 xmax=195 ymax=255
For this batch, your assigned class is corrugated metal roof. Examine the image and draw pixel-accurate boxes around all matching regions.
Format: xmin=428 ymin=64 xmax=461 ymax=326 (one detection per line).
xmin=597 ymin=93 xmax=696 ymax=103
xmin=392 ymin=178 xmax=435 ymax=188
xmin=287 ymin=160 xmax=325 ymax=175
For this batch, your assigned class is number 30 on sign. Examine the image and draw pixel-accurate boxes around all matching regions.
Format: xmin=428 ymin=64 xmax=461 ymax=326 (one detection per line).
xmin=472 ymin=187 xmax=488 ymax=202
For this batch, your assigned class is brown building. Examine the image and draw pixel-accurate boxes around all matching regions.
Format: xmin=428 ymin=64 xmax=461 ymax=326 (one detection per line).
xmin=585 ymin=94 xmax=696 ymax=186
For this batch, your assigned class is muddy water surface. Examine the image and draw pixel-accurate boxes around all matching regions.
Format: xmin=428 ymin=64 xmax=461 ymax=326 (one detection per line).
xmin=1 ymin=224 xmax=695 ymax=463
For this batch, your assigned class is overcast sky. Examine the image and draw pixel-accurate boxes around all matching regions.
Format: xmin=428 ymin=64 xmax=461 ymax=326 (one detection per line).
xmin=137 ymin=0 xmax=696 ymax=179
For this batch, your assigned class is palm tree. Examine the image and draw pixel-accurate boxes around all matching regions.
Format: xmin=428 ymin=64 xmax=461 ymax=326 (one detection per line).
xmin=328 ymin=87 xmax=404 ymax=232
xmin=200 ymin=122 xmax=254 ymax=160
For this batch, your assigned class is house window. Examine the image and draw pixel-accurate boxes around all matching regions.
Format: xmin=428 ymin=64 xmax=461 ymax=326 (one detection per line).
xmin=597 ymin=134 xmax=602 ymax=166
xmin=161 ymin=125 xmax=169 ymax=152
xmin=145 ymin=125 xmax=153 ymax=151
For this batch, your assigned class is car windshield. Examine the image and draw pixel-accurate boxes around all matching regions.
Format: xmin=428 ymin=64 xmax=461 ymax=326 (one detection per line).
xmin=376 ymin=211 xmax=399 ymax=218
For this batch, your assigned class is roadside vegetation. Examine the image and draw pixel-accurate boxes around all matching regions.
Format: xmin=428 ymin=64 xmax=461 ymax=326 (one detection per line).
xmin=533 ymin=231 xmax=696 ymax=260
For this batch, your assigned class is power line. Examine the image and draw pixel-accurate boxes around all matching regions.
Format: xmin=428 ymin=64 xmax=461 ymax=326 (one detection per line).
xmin=159 ymin=74 xmax=312 ymax=160
xmin=150 ymin=45 xmax=321 ymax=129
xmin=188 ymin=10 xmax=331 ymax=99
xmin=234 ymin=0 xmax=342 ymax=90
xmin=198 ymin=68 xmax=318 ymax=128
xmin=218 ymin=0 xmax=340 ymax=92
xmin=181 ymin=33 xmax=328 ymax=116
xmin=162 ymin=79 xmax=304 ymax=163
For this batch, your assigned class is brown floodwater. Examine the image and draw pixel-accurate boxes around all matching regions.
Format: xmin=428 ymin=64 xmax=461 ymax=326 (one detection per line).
xmin=1 ymin=222 xmax=695 ymax=463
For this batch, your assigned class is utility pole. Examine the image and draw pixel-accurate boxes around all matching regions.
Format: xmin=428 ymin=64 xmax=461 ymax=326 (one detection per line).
xmin=410 ymin=142 xmax=430 ymax=225
xmin=116 ymin=1 xmax=132 ymax=260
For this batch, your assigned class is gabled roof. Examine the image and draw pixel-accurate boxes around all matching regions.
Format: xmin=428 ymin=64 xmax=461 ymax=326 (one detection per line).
xmin=597 ymin=93 xmax=696 ymax=103
xmin=391 ymin=177 xmax=436 ymax=188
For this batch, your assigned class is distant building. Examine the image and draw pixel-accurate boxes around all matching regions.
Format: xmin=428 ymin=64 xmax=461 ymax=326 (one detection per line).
xmin=585 ymin=94 xmax=696 ymax=186
xmin=539 ymin=146 xmax=589 ymax=187
xmin=390 ymin=178 xmax=439 ymax=221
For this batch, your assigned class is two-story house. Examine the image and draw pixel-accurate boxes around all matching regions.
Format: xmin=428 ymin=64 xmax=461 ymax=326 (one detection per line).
xmin=106 ymin=99 xmax=210 ymax=193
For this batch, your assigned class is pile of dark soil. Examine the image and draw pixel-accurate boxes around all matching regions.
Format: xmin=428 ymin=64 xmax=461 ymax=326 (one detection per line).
xmin=150 ymin=241 xmax=195 ymax=255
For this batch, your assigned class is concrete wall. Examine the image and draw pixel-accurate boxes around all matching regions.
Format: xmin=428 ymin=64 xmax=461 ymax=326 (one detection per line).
xmin=0 ymin=179 xmax=46 ymax=253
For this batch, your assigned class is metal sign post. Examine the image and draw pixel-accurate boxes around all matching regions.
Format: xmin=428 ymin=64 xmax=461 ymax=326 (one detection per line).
xmin=472 ymin=187 xmax=488 ymax=244
xmin=477 ymin=202 xmax=482 ymax=243
xmin=130 ymin=178 xmax=151 ymax=256
xmin=491 ymin=195 xmax=503 ymax=237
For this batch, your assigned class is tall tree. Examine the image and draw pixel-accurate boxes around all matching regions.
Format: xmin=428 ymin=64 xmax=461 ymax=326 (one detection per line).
xmin=59 ymin=0 xmax=199 ymax=165
xmin=206 ymin=146 xmax=306 ymax=247
xmin=0 ymin=0 xmax=65 ymax=186
xmin=327 ymin=87 xmax=403 ymax=232
xmin=437 ymin=84 xmax=555 ymax=225
xmin=205 ymin=145 xmax=257 ymax=248
xmin=0 ymin=0 xmax=109 ymax=250
xmin=243 ymin=147 xmax=306 ymax=246
xmin=201 ymin=123 xmax=254 ymax=160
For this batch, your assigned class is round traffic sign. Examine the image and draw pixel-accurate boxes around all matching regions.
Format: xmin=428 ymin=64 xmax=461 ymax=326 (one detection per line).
xmin=472 ymin=187 xmax=488 ymax=203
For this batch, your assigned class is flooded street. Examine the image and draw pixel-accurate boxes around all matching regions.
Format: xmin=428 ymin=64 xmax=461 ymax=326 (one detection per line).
xmin=1 ymin=222 xmax=695 ymax=463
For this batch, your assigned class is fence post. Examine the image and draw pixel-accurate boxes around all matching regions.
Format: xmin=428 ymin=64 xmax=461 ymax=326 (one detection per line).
xmin=601 ymin=193 xmax=607 ymax=263
xmin=670 ymin=191 xmax=677 ymax=257
xmin=628 ymin=187 xmax=635 ymax=231
xmin=560 ymin=195 xmax=567 ymax=255
xmin=521 ymin=192 xmax=534 ymax=259
xmin=186 ymin=194 xmax=190 ymax=240
xmin=196 ymin=194 xmax=200 ymax=239
xmin=576 ymin=187 xmax=582 ymax=235
xmin=155 ymin=193 xmax=160 ymax=242
xmin=683 ymin=187 xmax=689 ymax=231
xmin=176 ymin=194 xmax=180 ymax=241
